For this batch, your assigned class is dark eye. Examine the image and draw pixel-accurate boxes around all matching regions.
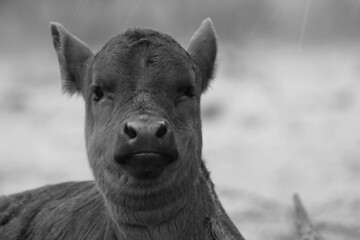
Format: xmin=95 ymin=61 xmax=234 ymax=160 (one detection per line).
xmin=175 ymin=85 xmax=195 ymax=104
xmin=93 ymin=86 xmax=104 ymax=102
xmin=182 ymin=86 xmax=195 ymax=98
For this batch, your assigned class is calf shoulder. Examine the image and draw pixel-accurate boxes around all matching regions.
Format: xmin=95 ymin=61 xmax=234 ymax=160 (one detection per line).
xmin=0 ymin=181 xmax=109 ymax=240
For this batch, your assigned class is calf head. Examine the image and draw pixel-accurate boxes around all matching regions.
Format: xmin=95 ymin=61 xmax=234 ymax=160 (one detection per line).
xmin=50 ymin=20 xmax=217 ymax=205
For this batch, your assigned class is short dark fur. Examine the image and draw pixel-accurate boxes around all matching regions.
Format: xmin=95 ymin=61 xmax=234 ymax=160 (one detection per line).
xmin=0 ymin=19 xmax=244 ymax=240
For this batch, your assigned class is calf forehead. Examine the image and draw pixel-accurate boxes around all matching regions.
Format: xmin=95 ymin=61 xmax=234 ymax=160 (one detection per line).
xmin=92 ymin=28 xmax=195 ymax=88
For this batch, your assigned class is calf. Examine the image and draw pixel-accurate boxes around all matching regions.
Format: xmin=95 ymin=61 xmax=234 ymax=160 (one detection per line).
xmin=0 ymin=19 xmax=244 ymax=240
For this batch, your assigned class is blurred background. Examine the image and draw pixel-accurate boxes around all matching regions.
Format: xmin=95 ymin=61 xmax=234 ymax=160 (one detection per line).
xmin=1 ymin=0 xmax=360 ymax=239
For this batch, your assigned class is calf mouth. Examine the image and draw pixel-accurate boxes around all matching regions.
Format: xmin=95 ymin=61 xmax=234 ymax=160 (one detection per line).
xmin=115 ymin=150 xmax=179 ymax=179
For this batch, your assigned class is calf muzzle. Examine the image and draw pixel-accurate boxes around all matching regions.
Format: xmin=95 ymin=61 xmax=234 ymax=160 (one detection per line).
xmin=114 ymin=115 xmax=179 ymax=179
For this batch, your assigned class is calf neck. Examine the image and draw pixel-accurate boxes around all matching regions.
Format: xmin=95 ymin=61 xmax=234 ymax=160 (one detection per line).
xmin=0 ymin=19 xmax=244 ymax=240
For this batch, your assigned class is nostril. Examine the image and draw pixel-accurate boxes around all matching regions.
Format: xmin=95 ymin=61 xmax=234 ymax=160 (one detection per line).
xmin=156 ymin=121 xmax=167 ymax=138
xmin=124 ymin=122 xmax=137 ymax=139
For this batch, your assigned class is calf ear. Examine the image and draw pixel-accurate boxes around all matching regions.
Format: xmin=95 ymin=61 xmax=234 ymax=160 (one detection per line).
xmin=50 ymin=22 xmax=93 ymax=95
xmin=187 ymin=18 xmax=217 ymax=92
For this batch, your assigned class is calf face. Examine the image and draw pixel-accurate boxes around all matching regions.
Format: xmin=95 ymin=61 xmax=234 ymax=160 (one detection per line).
xmin=50 ymin=20 xmax=216 ymax=204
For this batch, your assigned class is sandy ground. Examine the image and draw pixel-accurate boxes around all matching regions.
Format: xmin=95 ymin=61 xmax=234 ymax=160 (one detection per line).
xmin=1 ymin=45 xmax=360 ymax=239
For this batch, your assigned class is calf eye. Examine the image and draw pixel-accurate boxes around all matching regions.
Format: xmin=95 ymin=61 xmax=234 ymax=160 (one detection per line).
xmin=175 ymin=85 xmax=195 ymax=104
xmin=93 ymin=86 xmax=104 ymax=102
xmin=182 ymin=86 xmax=195 ymax=98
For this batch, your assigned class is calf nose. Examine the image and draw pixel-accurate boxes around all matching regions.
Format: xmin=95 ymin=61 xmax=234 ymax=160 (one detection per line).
xmin=124 ymin=120 xmax=167 ymax=140
xmin=115 ymin=115 xmax=179 ymax=179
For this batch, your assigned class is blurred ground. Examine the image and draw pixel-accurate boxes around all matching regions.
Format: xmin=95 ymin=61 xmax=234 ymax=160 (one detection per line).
xmin=1 ymin=0 xmax=360 ymax=239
